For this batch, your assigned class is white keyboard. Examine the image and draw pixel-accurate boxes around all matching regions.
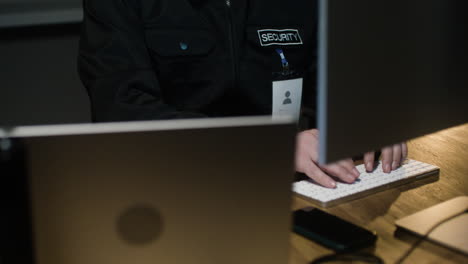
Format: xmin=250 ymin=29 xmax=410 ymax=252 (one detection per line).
xmin=293 ymin=159 xmax=439 ymax=207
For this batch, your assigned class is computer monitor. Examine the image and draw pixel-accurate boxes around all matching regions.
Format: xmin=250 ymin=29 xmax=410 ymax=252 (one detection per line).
xmin=317 ymin=0 xmax=468 ymax=164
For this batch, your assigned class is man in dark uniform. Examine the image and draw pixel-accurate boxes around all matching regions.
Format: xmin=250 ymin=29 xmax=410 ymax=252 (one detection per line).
xmin=78 ymin=0 xmax=407 ymax=188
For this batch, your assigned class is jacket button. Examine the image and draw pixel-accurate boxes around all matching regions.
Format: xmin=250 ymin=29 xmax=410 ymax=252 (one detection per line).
xmin=179 ymin=42 xmax=188 ymax=51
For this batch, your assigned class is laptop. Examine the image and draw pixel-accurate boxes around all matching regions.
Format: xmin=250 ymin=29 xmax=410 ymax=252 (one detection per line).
xmin=396 ymin=196 xmax=468 ymax=255
xmin=1 ymin=116 xmax=296 ymax=264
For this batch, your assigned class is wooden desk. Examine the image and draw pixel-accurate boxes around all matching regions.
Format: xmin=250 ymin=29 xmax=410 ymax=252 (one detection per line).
xmin=289 ymin=123 xmax=468 ymax=264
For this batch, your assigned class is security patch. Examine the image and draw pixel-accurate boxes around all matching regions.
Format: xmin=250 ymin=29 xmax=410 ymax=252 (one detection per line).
xmin=257 ymin=29 xmax=303 ymax=46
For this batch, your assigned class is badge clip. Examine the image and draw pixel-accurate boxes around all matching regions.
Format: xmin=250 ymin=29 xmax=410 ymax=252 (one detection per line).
xmin=275 ymin=48 xmax=290 ymax=75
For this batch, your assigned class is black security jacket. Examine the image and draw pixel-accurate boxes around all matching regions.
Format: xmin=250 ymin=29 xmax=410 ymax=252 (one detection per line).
xmin=78 ymin=0 xmax=318 ymax=122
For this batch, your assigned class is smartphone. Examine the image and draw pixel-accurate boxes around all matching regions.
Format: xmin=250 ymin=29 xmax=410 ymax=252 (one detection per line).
xmin=293 ymin=207 xmax=377 ymax=252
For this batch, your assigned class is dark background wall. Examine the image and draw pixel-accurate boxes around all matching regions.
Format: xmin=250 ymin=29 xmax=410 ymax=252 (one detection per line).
xmin=0 ymin=0 xmax=90 ymax=126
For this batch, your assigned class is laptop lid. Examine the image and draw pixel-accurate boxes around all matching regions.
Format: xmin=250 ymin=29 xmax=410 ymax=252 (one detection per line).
xmin=2 ymin=116 xmax=296 ymax=264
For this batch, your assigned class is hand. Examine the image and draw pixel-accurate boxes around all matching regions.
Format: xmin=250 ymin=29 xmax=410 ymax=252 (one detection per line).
xmin=363 ymin=143 xmax=408 ymax=173
xmin=295 ymin=129 xmax=360 ymax=188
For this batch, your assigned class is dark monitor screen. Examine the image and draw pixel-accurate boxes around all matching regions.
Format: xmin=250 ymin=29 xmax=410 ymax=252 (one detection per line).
xmin=0 ymin=0 xmax=82 ymax=28
xmin=318 ymin=0 xmax=468 ymax=164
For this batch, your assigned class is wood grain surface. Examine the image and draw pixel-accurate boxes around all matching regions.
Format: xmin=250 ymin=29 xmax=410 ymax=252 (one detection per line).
xmin=289 ymin=123 xmax=468 ymax=264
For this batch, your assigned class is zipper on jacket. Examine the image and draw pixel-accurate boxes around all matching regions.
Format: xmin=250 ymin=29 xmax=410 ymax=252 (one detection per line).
xmin=225 ymin=0 xmax=239 ymax=90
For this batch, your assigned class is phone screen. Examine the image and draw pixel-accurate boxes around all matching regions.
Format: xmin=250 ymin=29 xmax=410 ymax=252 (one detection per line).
xmin=293 ymin=207 xmax=377 ymax=251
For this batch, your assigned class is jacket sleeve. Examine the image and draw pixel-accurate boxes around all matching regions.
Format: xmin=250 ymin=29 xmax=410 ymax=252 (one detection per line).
xmin=78 ymin=0 xmax=206 ymax=122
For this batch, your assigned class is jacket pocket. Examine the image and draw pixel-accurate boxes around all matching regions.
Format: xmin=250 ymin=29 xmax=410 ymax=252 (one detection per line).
xmin=145 ymin=29 xmax=215 ymax=57
xmin=143 ymin=29 xmax=220 ymax=108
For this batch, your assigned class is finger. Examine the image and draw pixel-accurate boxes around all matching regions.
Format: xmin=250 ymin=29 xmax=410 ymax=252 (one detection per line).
xmin=304 ymin=162 xmax=336 ymax=188
xmin=338 ymin=159 xmax=360 ymax=178
xmin=381 ymin=146 xmax=393 ymax=173
xmin=401 ymin=142 xmax=408 ymax=161
xmin=392 ymin=144 xmax=402 ymax=170
xmin=363 ymin=151 xmax=375 ymax=172
xmin=321 ymin=163 xmax=356 ymax=183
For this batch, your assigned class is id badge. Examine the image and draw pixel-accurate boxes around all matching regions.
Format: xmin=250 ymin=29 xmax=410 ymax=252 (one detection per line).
xmin=272 ymin=78 xmax=303 ymax=121
xmin=271 ymin=48 xmax=303 ymax=121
